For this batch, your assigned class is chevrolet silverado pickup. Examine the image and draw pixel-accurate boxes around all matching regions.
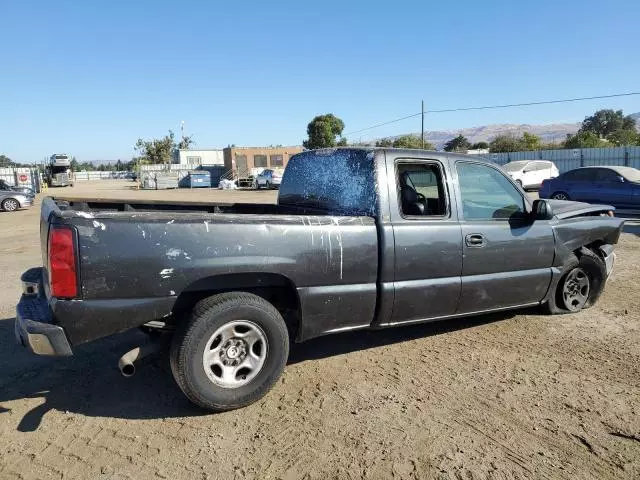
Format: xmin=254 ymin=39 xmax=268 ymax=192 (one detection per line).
xmin=16 ymin=148 xmax=624 ymax=411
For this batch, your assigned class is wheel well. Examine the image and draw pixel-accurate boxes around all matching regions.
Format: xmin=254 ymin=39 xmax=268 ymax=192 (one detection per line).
xmin=578 ymin=241 xmax=604 ymax=259
xmin=171 ymin=273 xmax=301 ymax=340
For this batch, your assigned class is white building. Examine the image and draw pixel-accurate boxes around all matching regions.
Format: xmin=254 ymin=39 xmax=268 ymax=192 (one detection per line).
xmin=176 ymin=149 xmax=224 ymax=166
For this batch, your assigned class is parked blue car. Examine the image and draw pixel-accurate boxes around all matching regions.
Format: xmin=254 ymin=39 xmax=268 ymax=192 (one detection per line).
xmin=539 ymin=166 xmax=640 ymax=209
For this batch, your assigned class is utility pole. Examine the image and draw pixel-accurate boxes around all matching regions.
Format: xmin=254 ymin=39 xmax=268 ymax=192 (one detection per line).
xmin=421 ymin=100 xmax=425 ymax=148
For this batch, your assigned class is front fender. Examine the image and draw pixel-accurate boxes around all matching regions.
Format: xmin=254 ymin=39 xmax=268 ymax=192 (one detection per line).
xmin=552 ymin=216 xmax=625 ymax=266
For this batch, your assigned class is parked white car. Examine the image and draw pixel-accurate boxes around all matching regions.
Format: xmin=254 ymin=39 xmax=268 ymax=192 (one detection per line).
xmin=502 ymin=160 xmax=559 ymax=190
xmin=255 ymin=169 xmax=283 ymax=189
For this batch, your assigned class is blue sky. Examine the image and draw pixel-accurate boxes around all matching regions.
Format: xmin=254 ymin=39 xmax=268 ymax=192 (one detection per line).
xmin=2 ymin=0 xmax=639 ymax=163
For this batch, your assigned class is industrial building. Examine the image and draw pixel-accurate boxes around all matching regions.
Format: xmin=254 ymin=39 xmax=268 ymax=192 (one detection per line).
xmin=223 ymin=146 xmax=303 ymax=180
xmin=175 ymin=149 xmax=224 ymax=166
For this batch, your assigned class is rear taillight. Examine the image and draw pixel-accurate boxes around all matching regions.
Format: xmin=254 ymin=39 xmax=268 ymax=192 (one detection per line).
xmin=48 ymin=227 xmax=78 ymax=298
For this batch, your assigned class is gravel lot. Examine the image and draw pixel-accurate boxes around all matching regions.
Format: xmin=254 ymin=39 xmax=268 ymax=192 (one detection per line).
xmin=1 ymin=181 xmax=639 ymax=479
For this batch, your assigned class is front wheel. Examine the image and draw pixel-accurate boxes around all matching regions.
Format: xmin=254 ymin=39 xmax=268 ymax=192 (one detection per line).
xmin=170 ymin=292 xmax=289 ymax=411
xmin=551 ymin=191 xmax=570 ymax=201
xmin=542 ymin=249 xmax=606 ymax=314
xmin=1 ymin=198 xmax=19 ymax=212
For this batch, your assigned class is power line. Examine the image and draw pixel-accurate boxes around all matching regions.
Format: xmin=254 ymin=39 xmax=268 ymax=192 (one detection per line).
xmin=344 ymin=91 xmax=640 ymax=137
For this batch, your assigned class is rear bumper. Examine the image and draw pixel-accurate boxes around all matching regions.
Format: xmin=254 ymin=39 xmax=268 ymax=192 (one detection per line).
xmin=15 ymin=268 xmax=72 ymax=356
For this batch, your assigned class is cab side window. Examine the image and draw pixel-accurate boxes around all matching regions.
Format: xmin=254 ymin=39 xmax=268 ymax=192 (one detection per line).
xmin=397 ymin=163 xmax=447 ymax=216
xmin=457 ymin=162 xmax=525 ymax=220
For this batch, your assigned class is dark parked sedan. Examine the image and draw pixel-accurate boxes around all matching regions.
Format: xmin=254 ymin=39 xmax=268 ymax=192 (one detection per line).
xmin=540 ymin=166 xmax=640 ymax=208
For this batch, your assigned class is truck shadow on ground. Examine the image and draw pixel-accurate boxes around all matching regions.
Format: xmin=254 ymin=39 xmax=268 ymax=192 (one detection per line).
xmin=0 ymin=310 xmax=518 ymax=431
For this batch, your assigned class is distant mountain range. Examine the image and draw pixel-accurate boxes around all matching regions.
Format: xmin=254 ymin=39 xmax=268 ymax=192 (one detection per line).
xmin=374 ymin=112 xmax=640 ymax=149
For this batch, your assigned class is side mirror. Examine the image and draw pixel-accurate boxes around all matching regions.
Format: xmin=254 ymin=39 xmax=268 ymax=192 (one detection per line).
xmin=532 ymin=199 xmax=554 ymax=221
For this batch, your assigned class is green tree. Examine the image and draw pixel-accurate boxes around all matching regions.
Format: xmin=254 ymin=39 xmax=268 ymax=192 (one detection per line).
xmin=521 ymin=132 xmax=542 ymax=151
xmin=70 ymin=156 xmax=79 ymax=171
xmin=581 ymin=109 xmax=636 ymax=139
xmin=0 ymin=154 xmax=14 ymax=167
xmin=390 ymin=135 xmax=434 ymax=150
xmin=470 ymin=142 xmax=489 ymax=150
xmin=489 ymin=135 xmax=524 ymax=153
xmin=303 ymin=114 xmax=346 ymax=149
xmin=443 ymin=134 xmax=471 ymax=152
xmin=375 ymin=138 xmax=394 ymax=147
xmin=563 ymin=131 xmax=608 ymax=149
xmin=178 ymin=135 xmax=194 ymax=150
xmin=607 ymin=128 xmax=640 ymax=147
xmin=135 ymin=130 xmax=188 ymax=164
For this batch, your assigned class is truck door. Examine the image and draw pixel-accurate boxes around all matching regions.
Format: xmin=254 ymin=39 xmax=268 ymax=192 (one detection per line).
xmin=380 ymin=157 xmax=463 ymax=325
xmin=454 ymin=161 xmax=555 ymax=313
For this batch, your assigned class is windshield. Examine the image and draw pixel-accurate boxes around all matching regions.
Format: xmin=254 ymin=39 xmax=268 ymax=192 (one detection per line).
xmin=502 ymin=161 xmax=529 ymax=172
xmin=617 ymin=167 xmax=640 ymax=183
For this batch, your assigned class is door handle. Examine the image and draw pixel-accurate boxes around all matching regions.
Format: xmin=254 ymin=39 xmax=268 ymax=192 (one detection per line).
xmin=465 ymin=233 xmax=486 ymax=247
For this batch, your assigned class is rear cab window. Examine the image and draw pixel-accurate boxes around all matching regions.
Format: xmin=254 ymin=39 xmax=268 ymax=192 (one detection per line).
xmin=396 ymin=161 xmax=448 ymax=217
xmin=278 ymin=149 xmax=378 ymax=216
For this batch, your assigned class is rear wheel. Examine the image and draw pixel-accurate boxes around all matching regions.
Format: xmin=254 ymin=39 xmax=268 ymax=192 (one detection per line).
xmin=170 ymin=292 xmax=289 ymax=411
xmin=1 ymin=198 xmax=19 ymax=212
xmin=551 ymin=191 xmax=570 ymax=200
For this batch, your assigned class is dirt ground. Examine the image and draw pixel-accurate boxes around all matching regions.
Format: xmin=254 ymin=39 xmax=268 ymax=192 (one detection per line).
xmin=0 ymin=181 xmax=638 ymax=480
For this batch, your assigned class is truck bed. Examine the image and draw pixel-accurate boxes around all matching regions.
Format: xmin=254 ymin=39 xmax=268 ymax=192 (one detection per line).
xmin=41 ymin=197 xmax=380 ymax=345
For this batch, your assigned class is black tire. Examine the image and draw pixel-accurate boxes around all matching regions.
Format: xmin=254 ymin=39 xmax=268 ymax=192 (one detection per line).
xmin=542 ymin=248 xmax=606 ymax=314
xmin=266 ymin=181 xmax=272 ymax=189
xmin=1 ymin=198 xmax=19 ymax=212
xmin=551 ymin=191 xmax=570 ymax=201
xmin=170 ymin=292 xmax=289 ymax=411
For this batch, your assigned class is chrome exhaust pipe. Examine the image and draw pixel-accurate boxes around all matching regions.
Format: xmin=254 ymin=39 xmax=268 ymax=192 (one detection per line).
xmin=118 ymin=341 xmax=164 ymax=377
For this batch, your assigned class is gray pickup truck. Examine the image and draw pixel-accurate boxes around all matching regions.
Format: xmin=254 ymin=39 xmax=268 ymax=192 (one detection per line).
xmin=16 ymin=148 xmax=624 ymax=410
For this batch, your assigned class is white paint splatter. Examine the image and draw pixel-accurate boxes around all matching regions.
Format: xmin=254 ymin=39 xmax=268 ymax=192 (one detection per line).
xmin=76 ymin=211 xmax=95 ymax=219
xmin=166 ymin=248 xmax=182 ymax=258
xmin=159 ymin=268 xmax=174 ymax=278
xmin=141 ymin=230 xmax=146 ymax=239
xmin=169 ymin=290 xmax=176 ymax=295
xmin=166 ymin=219 xmax=175 ymax=224
xmin=92 ymin=220 xmax=106 ymax=231
xmin=204 ymin=220 xmax=209 ymax=232
xmin=325 ymin=217 xmax=343 ymax=279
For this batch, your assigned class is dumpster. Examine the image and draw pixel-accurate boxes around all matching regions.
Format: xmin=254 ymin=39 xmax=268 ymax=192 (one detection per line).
xmin=185 ymin=170 xmax=211 ymax=188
